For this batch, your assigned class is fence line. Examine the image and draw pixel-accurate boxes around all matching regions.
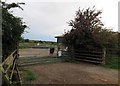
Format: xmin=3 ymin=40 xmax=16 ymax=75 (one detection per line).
xmin=62 ymin=48 xmax=106 ymax=64
xmin=0 ymin=49 xmax=21 ymax=85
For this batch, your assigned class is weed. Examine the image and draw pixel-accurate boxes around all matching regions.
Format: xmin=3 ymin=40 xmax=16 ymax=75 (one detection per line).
xmin=25 ymin=70 xmax=37 ymax=81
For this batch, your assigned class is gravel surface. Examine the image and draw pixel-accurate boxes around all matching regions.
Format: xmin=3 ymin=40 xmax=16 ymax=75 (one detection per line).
xmin=19 ymin=62 xmax=118 ymax=84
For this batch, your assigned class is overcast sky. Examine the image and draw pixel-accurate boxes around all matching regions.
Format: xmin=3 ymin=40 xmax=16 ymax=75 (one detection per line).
xmin=5 ymin=0 xmax=119 ymax=41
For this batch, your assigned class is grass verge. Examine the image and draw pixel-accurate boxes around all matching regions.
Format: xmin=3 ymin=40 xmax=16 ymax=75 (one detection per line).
xmin=25 ymin=69 xmax=37 ymax=81
xmin=102 ymin=54 xmax=119 ymax=70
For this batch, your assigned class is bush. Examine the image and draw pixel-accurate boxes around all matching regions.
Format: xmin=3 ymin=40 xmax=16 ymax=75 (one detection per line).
xmin=2 ymin=2 xmax=27 ymax=60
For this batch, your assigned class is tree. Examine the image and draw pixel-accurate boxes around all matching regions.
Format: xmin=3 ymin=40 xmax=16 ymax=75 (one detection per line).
xmin=2 ymin=2 xmax=27 ymax=60
xmin=63 ymin=7 xmax=117 ymax=51
xmin=24 ymin=39 xmax=29 ymax=42
xmin=63 ymin=7 xmax=104 ymax=50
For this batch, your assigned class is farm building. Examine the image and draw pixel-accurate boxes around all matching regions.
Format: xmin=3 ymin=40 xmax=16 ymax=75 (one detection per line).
xmin=55 ymin=35 xmax=64 ymax=43
xmin=55 ymin=35 xmax=67 ymax=51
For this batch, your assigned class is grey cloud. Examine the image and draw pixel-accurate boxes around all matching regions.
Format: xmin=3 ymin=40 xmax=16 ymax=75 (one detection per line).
xmin=8 ymin=0 xmax=118 ymax=41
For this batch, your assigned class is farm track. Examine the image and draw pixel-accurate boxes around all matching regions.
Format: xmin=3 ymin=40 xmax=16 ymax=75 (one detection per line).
xmin=18 ymin=48 xmax=119 ymax=85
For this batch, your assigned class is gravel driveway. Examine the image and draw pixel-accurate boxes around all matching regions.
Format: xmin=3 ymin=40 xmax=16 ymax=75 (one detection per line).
xmin=20 ymin=62 xmax=118 ymax=85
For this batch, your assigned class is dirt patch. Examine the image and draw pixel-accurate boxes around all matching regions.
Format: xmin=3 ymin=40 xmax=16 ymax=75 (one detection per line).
xmin=20 ymin=62 xmax=118 ymax=84
xmin=19 ymin=48 xmax=57 ymax=57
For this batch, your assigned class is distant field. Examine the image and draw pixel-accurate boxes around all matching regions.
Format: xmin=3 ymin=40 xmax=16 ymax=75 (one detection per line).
xmin=19 ymin=42 xmax=58 ymax=49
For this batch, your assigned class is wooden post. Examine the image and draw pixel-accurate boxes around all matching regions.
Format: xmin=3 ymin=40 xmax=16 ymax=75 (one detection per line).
xmin=102 ymin=48 xmax=106 ymax=65
xmin=15 ymin=46 xmax=21 ymax=85
xmin=71 ymin=45 xmax=74 ymax=60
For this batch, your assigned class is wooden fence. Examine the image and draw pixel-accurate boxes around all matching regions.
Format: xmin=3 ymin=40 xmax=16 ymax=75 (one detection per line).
xmin=62 ymin=48 xmax=106 ymax=64
xmin=0 ymin=49 xmax=21 ymax=86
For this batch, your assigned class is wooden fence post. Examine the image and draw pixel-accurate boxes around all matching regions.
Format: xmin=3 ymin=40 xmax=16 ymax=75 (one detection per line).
xmin=102 ymin=48 xmax=106 ymax=65
xmin=71 ymin=45 xmax=74 ymax=60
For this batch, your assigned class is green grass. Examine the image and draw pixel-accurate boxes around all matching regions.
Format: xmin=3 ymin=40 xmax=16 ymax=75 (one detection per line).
xmin=25 ymin=70 xmax=37 ymax=81
xmin=19 ymin=42 xmax=37 ymax=49
xmin=19 ymin=42 xmax=58 ymax=49
xmin=102 ymin=54 xmax=119 ymax=70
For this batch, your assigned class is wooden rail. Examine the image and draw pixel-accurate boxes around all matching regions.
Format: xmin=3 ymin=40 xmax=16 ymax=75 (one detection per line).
xmin=0 ymin=49 xmax=21 ymax=85
xmin=62 ymin=48 xmax=106 ymax=64
xmin=18 ymin=56 xmax=63 ymax=66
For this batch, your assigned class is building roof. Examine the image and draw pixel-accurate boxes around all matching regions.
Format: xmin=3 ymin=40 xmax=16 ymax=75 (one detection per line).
xmin=54 ymin=35 xmax=64 ymax=38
